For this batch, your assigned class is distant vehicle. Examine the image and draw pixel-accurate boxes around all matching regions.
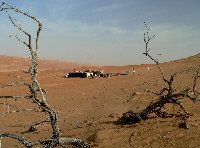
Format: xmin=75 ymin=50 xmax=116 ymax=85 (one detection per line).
xmin=65 ymin=72 xmax=88 ymax=78
xmin=65 ymin=70 xmax=105 ymax=78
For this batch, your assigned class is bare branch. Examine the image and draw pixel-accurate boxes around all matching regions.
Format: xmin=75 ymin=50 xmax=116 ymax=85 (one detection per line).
xmin=119 ymin=22 xmax=199 ymax=129
xmin=59 ymin=137 xmax=89 ymax=148
xmin=14 ymin=34 xmax=29 ymax=47
xmin=146 ymin=88 xmax=168 ymax=96
xmin=0 ymin=2 xmax=88 ymax=147
xmin=0 ymin=133 xmax=33 ymax=147
xmin=143 ymin=22 xmax=168 ymax=82
xmin=6 ymin=11 xmax=31 ymax=48
xmin=0 ymin=102 xmax=20 ymax=114
xmin=0 ymin=80 xmax=30 ymax=88
xmin=0 ymin=95 xmax=31 ymax=99
xmin=193 ymin=65 xmax=200 ymax=94
xmin=0 ymin=2 xmax=5 ymax=9
xmin=28 ymin=120 xmax=50 ymax=132
xmin=2 ymin=108 xmax=41 ymax=115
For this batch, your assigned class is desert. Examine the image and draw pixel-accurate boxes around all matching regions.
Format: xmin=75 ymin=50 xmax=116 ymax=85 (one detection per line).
xmin=0 ymin=53 xmax=200 ymax=148
xmin=1 ymin=1 xmax=200 ymax=147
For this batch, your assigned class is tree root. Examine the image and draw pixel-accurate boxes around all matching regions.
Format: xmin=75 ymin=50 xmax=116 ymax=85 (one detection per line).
xmin=118 ymin=97 xmax=191 ymax=126
xmin=0 ymin=133 xmax=89 ymax=148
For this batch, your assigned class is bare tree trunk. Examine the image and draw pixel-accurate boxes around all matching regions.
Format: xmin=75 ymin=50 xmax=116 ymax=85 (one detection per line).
xmin=0 ymin=2 xmax=88 ymax=147
xmin=119 ymin=22 xmax=200 ymax=129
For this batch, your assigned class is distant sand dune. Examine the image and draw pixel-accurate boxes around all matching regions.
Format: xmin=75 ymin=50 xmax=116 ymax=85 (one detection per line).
xmin=0 ymin=53 xmax=199 ymax=72
xmin=0 ymin=55 xmax=90 ymax=72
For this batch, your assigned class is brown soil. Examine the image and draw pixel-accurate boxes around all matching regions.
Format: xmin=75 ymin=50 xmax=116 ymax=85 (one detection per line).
xmin=0 ymin=53 xmax=200 ymax=148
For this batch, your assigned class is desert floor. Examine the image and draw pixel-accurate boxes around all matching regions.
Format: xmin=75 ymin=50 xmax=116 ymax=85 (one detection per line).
xmin=0 ymin=54 xmax=200 ymax=148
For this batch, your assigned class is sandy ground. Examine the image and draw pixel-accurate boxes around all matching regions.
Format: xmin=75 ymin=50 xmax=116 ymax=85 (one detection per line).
xmin=0 ymin=54 xmax=200 ymax=147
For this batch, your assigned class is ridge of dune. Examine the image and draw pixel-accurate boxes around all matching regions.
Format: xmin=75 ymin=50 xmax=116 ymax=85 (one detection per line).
xmin=0 ymin=53 xmax=199 ymax=72
xmin=0 ymin=55 xmax=90 ymax=72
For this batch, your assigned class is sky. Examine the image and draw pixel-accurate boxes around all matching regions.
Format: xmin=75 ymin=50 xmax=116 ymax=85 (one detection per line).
xmin=0 ymin=0 xmax=200 ymax=65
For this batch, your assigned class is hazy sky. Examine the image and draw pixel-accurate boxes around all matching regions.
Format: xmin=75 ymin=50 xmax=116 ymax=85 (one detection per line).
xmin=0 ymin=0 xmax=200 ymax=65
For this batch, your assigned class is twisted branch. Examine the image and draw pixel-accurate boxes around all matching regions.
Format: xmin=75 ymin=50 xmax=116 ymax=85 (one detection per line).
xmin=0 ymin=2 xmax=88 ymax=147
xmin=119 ymin=22 xmax=199 ymax=129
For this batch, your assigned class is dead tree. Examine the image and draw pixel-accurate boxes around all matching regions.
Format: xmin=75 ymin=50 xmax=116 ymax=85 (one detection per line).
xmin=0 ymin=2 xmax=88 ymax=147
xmin=119 ymin=22 xmax=200 ymax=128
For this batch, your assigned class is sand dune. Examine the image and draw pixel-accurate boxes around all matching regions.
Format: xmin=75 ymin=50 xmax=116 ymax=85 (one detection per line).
xmin=0 ymin=55 xmax=90 ymax=72
xmin=0 ymin=53 xmax=200 ymax=147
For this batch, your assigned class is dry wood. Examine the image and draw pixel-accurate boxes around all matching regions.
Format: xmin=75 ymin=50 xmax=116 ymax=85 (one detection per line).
xmin=0 ymin=2 xmax=88 ymax=147
xmin=119 ymin=22 xmax=199 ymax=129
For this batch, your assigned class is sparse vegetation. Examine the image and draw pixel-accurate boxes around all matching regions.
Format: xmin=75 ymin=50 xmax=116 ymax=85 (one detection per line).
xmin=118 ymin=22 xmax=200 ymax=128
xmin=0 ymin=2 xmax=88 ymax=147
xmin=0 ymin=2 xmax=200 ymax=148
